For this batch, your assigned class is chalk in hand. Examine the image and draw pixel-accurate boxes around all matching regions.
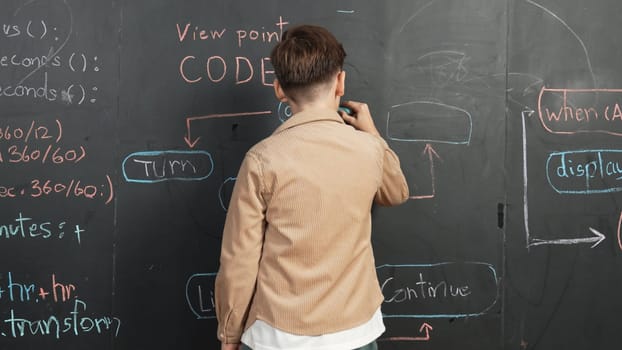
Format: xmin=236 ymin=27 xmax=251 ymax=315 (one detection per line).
xmin=338 ymin=106 xmax=353 ymax=115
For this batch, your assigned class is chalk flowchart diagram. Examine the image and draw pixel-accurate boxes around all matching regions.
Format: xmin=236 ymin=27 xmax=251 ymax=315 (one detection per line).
xmin=185 ymin=261 xmax=500 ymax=335
xmin=386 ymin=101 xmax=472 ymax=200
xmin=522 ymin=87 xmax=622 ymax=249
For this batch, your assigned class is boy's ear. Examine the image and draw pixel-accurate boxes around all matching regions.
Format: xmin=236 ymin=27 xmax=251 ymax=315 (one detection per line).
xmin=273 ymin=79 xmax=288 ymax=102
xmin=336 ymin=70 xmax=346 ymax=97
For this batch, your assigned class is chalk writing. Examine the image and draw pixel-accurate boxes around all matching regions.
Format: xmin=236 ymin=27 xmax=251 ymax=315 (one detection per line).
xmin=0 ymin=119 xmax=62 ymax=143
xmin=0 ymin=72 xmax=98 ymax=105
xmin=0 ymin=273 xmax=77 ymax=303
xmin=0 ymin=51 xmax=99 ymax=74
xmin=192 ymin=263 xmax=499 ymax=322
xmin=1 ymin=20 xmax=49 ymax=40
xmin=1 ymin=0 xmax=102 ymax=105
xmin=179 ymin=55 xmax=274 ymax=86
xmin=0 ymin=271 xmax=120 ymax=339
xmin=185 ymin=273 xmax=217 ymax=319
xmin=377 ymin=262 xmax=498 ymax=319
xmin=547 ymin=150 xmax=622 ymax=194
xmin=1 ymin=143 xmax=85 ymax=165
xmin=2 ymin=299 xmax=121 ymax=339
xmin=123 ymin=151 xmax=214 ymax=183
xmin=538 ymin=87 xmax=622 ymax=136
xmin=0 ymin=213 xmax=86 ymax=244
xmin=176 ymin=17 xmax=287 ymax=85
xmin=0 ymin=175 xmax=114 ymax=205
xmin=176 ymin=16 xmax=288 ymax=48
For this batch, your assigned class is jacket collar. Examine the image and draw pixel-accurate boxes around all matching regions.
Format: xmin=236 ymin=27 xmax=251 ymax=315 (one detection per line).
xmin=273 ymin=107 xmax=345 ymax=135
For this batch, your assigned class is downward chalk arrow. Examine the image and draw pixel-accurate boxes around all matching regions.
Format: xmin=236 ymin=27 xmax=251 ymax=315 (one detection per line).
xmin=184 ymin=111 xmax=272 ymax=148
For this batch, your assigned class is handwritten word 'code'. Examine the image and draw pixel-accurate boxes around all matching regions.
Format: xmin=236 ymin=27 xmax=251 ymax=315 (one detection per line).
xmin=179 ymin=55 xmax=274 ymax=86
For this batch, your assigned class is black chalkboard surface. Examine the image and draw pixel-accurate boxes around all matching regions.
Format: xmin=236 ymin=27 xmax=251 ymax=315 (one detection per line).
xmin=0 ymin=0 xmax=620 ymax=349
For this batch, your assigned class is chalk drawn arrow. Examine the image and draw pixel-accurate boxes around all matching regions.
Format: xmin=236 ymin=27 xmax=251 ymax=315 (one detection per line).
xmin=379 ymin=322 xmax=434 ymax=342
xmin=522 ymin=108 xmax=606 ymax=249
xmin=617 ymin=211 xmax=622 ymax=252
xmin=529 ymin=227 xmax=606 ymax=248
xmin=414 ymin=322 xmax=434 ymax=341
xmin=411 ymin=143 xmax=442 ymax=200
xmin=184 ymin=111 xmax=272 ymax=148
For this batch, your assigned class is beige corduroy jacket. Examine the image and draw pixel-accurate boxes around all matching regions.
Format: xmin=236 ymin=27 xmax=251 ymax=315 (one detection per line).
xmin=215 ymin=107 xmax=409 ymax=344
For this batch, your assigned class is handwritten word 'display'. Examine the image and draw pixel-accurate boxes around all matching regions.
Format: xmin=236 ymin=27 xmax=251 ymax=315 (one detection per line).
xmin=547 ymin=150 xmax=622 ymax=194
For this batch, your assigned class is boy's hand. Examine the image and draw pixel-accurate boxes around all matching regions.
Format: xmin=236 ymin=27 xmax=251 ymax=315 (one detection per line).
xmin=221 ymin=343 xmax=240 ymax=350
xmin=338 ymin=100 xmax=381 ymax=137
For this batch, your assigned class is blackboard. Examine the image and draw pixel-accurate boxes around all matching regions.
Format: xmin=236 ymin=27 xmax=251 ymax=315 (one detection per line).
xmin=0 ymin=0 xmax=620 ymax=349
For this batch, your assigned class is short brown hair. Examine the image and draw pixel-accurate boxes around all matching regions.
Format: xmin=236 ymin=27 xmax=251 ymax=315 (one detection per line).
xmin=270 ymin=25 xmax=346 ymax=101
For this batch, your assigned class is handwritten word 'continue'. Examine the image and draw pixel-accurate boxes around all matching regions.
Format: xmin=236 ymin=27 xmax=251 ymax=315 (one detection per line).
xmin=377 ymin=262 xmax=498 ymax=319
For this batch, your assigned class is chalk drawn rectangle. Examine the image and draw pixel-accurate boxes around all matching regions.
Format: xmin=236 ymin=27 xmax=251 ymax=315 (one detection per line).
xmin=386 ymin=101 xmax=472 ymax=145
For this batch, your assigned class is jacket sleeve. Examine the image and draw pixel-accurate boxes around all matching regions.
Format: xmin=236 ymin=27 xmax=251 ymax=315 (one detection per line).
xmin=215 ymin=151 xmax=266 ymax=344
xmin=374 ymin=137 xmax=409 ymax=206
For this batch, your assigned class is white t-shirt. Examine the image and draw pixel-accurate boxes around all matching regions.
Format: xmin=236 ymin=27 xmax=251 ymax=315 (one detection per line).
xmin=241 ymin=307 xmax=384 ymax=350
